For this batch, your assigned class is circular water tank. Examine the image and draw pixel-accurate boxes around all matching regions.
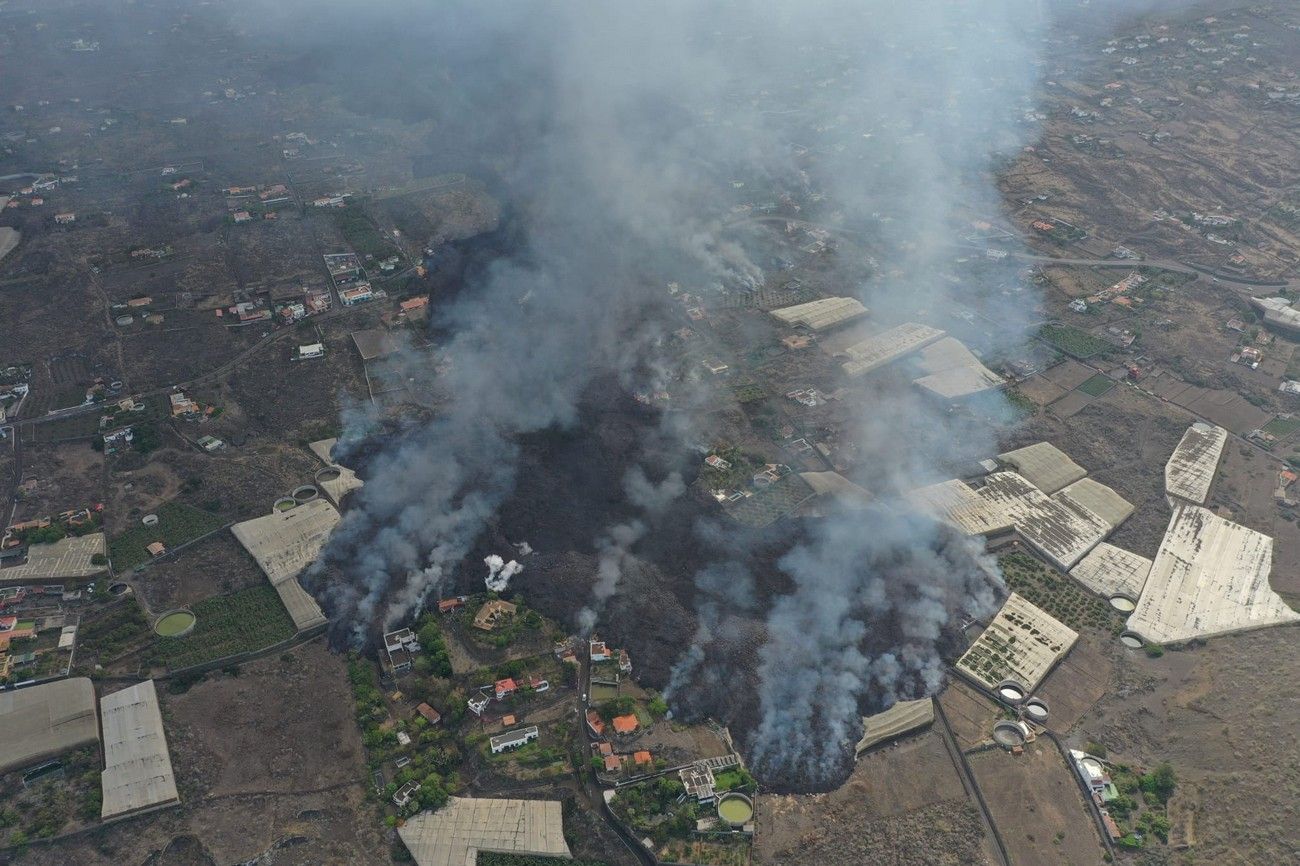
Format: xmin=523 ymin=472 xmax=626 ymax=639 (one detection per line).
xmin=141 ymin=514 xmax=159 ymax=526
xmin=1119 ymin=631 xmax=1144 ymax=649
xmin=109 ymin=582 xmax=129 ymax=596
xmin=992 ymin=720 xmax=1027 ymax=748
xmin=115 ymin=315 xmax=134 ymax=327
xmin=273 ymin=497 xmax=297 ymax=513
xmin=717 ymin=792 xmax=754 ymax=827
xmin=315 ymin=466 xmax=341 ymax=484
xmin=1023 ymin=697 xmax=1049 ymax=723
xmin=1109 ymin=594 xmax=1137 ymax=613
xmin=996 ymin=680 xmax=1027 ymax=704
xmin=291 ymin=484 xmax=319 ymax=504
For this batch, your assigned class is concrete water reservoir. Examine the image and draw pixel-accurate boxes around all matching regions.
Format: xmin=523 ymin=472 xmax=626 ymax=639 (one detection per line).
xmin=315 ymin=466 xmax=341 ymax=484
xmin=274 ymin=497 xmax=297 ymax=512
xmin=141 ymin=514 xmax=159 ymax=526
xmin=717 ymin=793 xmax=753 ymax=827
xmin=291 ymin=484 xmax=319 ymax=504
xmin=996 ymin=679 xmax=1027 ymax=704
xmin=154 ymin=609 xmax=196 ymax=637
xmin=109 ymin=582 xmax=129 ymax=596
xmin=992 ymin=720 xmax=1027 ymax=748
xmin=1119 ymin=631 xmax=1144 ymax=649
xmin=1108 ymin=594 xmax=1137 ymax=613
xmin=1023 ymin=698 xmax=1049 ymax=723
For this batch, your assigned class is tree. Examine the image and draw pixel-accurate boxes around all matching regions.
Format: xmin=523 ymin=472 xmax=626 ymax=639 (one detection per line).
xmin=647 ymin=695 xmax=669 ymax=718
xmin=1142 ymin=763 xmax=1176 ymax=804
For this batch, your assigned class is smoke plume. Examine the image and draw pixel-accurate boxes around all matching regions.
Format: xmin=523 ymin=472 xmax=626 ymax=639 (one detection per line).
xmin=483 ymin=555 xmax=523 ymax=593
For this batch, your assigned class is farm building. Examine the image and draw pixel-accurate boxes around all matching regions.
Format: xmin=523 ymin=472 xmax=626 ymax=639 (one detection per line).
xmin=1164 ymin=423 xmax=1227 ymax=505
xmin=770 ymin=296 xmax=867 ymax=331
xmin=907 ymin=469 xmax=1127 ymax=571
xmin=0 ymin=533 xmax=107 ymax=582
xmin=397 ymin=797 xmax=570 ymax=866
xmin=911 ymin=337 xmax=1005 ymax=400
xmin=1126 ymin=505 xmax=1300 ymax=644
xmin=837 ymin=322 xmax=946 ymax=377
xmin=100 ymin=680 xmax=180 ymax=821
xmin=956 ymin=593 xmax=1078 ymax=695
xmin=1069 ymin=543 xmax=1152 ymax=610
xmin=854 ymin=697 xmax=934 ymax=758
xmin=0 ymin=677 xmax=99 ymax=774
xmin=997 ymin=442 xmax=1087 ymax=495
xmin=307 ymin=438 xmax=364 ymax=505
xmin=230 ymin=500 xmax=336 ymax=631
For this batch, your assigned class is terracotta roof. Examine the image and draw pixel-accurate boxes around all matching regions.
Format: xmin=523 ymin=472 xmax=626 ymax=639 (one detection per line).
xmin=585 ymin=711 xmax=605 ymax=735
xmin=612 ymin=714 xmax=638 ymax=734
xmin=597 ymin=742 xmax=613 ymax=755
xmin=633 ymin=750 xmax=652 ymax=765
xmin=502 ymin=714 xmax=516 ymax=726
xmin=603 ymin=754 xmax=622 ymax=772
xmin=416 ymin=703 xmax=441 ymax=725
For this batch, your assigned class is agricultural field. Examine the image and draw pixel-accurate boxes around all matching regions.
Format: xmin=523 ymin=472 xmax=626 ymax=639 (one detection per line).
xmin=479 ymin=857 xmax=611 ymax=866
xmin=108 ymin=500 xmax=225 ymax=570
xmin=724 ymin=473 xmax=815 ymax=527
xmin=1076 ymin=374 xmax=1115 ymax=398
xmin=999 ymin=552 xmax=1122 ymax=636
xmin=1038 ymin=324 xmax=1112 ymax=360
xmin=69 ymin=599 xmax=152 ymax=673
xmin=658 ymin=838 xmax=751 ymax=866
xmin=149 ymin=585 xmax=296 ymax=670
xmin=0 ymin=745 xmax=101 ymax=849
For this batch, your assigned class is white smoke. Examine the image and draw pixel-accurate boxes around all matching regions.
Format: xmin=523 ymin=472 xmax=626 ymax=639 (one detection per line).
xmin=484 ymin=554 xmax=524 ymax=592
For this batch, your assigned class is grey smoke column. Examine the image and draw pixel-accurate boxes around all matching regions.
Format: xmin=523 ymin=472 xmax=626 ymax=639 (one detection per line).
xmin=747 ymin=503 xmax=1002 ymax=782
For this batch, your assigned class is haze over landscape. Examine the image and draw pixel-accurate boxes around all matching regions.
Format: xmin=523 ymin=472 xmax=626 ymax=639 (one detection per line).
xmin=2 ymin=1 xmax=1299 ymax=864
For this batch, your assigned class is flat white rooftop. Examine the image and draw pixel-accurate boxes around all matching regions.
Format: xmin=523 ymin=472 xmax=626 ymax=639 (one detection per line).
xmin=1165 ymin=423 xmax=1227 ymax=505
xmin=0 ymin=677 xmax=99 ymax=774
xmin=1126 ymin=505 xmax=1300 ymax=644
xmin=0 ymin=533 xmax=107 ymax=581
xmin=770 ymin=296 xmax=867 ymax=331
xmin=956 ymin=592 xmax=1078 ymax=693
xmin=855 ymin=697 xmax=934 ymax=757
xmin=308 ymin=440 xmax=365 ymax=506
xmin=398 ymin=797 xmax=571 ymax=866
xmin=230 ymin=499 xmax=336 ymax=630
xmin=1056 ymin=477 xmax=1134 ymax=531
xmin=839 ymin=322 xmax=945 ymax=377
xmin=1070 ymin=542 xmax=1152 ymax=602
xmin=100 ymin=680 xmax=179 ymax=821
xmin=998 ymin=442 xmax=1087 ymax=495
xmin=912 ymin=337 xmax=1005 ymax=400
xmin=910 ymin=472 xmax=1112 ymax=571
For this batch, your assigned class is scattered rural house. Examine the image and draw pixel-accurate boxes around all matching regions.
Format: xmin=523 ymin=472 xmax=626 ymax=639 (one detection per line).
xmin=169 ymin=392 xmax=200 ymax=417
xmin=489 ymin=725 xmax=539 ymax=754
xmin=603 ymin=754 xmax=623 ymax=772
xmin=468 ymin=695 xmax=490 ymax=716
xmin=618 ymin=649 xmax=632 ymax=674
xmin=197 ymin=435 xmax=224 ymax=452
xmin=529 ymin=676 xmax=550 ymax=692
xmin=54 ymin=212 xmax=75 ymax=224
xmin=393 ymin=780 xmax=421 ymax=809
xmin=102 ymin=427 xmax=134 ymax=453
xmin=396 ymin=731 xmax=411 ymax=746
xmin=126 ymin=296 xmax=152 ymax=309
xmin=611 ymin=714 xmax=639 ymax=736
xmin=312 ymin=194 xmax=348 ymax=208
xmin=145 ymin=542 xmax=166 ymax=557
xmin=437 ymin=596 xmax=466 ymax=614
xmin=232 ymin=211 xmax=252 ymax=223
xmin=589 ymin=638 xmax=611 ymax=662
xmin=383 ymin=628 xmax=421 ymax=675
xmin=399 ymin=296 xmax=429 ymax=315
xmin=494 ymin=678 xmax=517 ymax=700
xmin=416 ymin=703 xmax=441 ymax=725
xmin=633 ymin=750 xmax=652 ymax=766
xmin=340 ymin=284 xmax=375 ymax=306
xmin=296 ymin=343 xmax=325 ymax=361
xmin=585 ymin=710 xmax=606 ymax=737
xmin=501 ymin=714 xmax=516 ymax=727
xmin=473 ymin=599 xmax=517 ymax=631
